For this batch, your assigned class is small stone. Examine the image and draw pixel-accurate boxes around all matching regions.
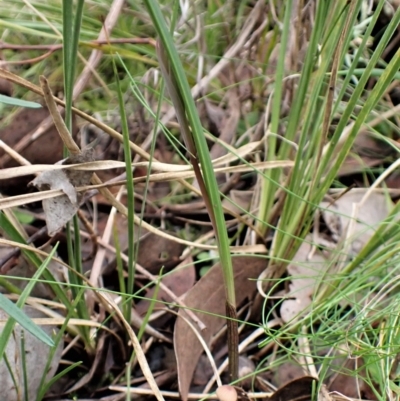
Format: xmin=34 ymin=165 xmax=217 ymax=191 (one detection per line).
xmin=216 ymin=385 xmax=238 ymax=401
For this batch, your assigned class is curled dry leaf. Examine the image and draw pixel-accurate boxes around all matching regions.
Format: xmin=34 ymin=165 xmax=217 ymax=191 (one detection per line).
xmin=29 ymin=149 xmax=95 ymax=236
xmin=174 ymin=256 xmax=266 ymax=401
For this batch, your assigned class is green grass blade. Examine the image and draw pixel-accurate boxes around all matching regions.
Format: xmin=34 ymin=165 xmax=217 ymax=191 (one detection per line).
xmin=142 ymin=0 xmax=234 ymax=308
xmin=0 ymin=95 xmax=42 ymax=108
xmin=37 ymin=361 xmax=82 ymax=400
xmin=36 ymin=287 xmax=86 ymax=401
xmin=61 ymin=0 xmax=90 ymax=341
xmin=0 ymin=293 xmax=54 ymax=348
xmin=112 ymin=58 xmax=135 ymax=325
xmin=62 ymin=0 xmax=84 ymax=129
xmin=0 ymin=246 xmax=58 ymax=359
xmin=143 ymin=0 xmax=237 ymax=380
xmin=21 ymin=331 xmax=29 ymax=401
xmin=0 ymin=212 xmax=71 ymax=311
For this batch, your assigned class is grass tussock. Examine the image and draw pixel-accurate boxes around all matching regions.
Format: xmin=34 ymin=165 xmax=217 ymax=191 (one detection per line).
xmin=1 ymin=1 xmax=400 ymax=400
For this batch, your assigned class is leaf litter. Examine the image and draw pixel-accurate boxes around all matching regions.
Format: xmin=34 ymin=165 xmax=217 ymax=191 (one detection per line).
xmin=0 ymin=89 xmax=392 ymax=401
xmin=1 ymin=85 xmax=394 ymax=401
xmin=1 ymin=2 xmax=400 ymax=401
xmin=280 ymin=190 xmax=391 ymax=323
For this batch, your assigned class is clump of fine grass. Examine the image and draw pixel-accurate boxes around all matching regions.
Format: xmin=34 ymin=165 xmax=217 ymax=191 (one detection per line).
xmin=1 ymin=0 xmax=400 ymax=400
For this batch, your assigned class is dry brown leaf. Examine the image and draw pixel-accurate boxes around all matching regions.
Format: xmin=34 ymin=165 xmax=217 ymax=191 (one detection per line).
xmin=273 ymin=361 xmax=306 ymax=387
xmin=174 ymin=256 xmax=266 ymax=401
xmin=280 ymin=239 xmax=329 ymax=323
xmin=222 ymin=190 xmax=254 ymax=215
xmin=136 ymin=231 xmax=185 ymax=274
xmin=267 ymin=376 xmax=318 ymax=401
xmin=322 ymin=190 xmax=391 ymax=255
xmin=29 ymin=149 xmax=95 ymax=236
xmin=135 ymin=256 xmax=195 ymax=317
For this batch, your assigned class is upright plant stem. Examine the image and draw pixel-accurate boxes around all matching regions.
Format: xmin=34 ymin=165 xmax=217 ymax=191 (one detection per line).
xmin=61 ymin=0 xmax=90 ymax=340
xmin=143 ymin=0 xmax=238 ymax=381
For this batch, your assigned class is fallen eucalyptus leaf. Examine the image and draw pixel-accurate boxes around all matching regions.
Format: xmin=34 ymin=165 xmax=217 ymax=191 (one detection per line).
xmin=174 ymin=256 xmax=266 ymax=401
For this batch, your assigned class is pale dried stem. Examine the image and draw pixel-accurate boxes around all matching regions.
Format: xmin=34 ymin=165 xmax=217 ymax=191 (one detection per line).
xmin=89 ymin=187 xmax=123 ymax=288
xmin=297 ymin=326 xmax=318 ymax=378
xmin=97 ymin=291 xmax=165 ymax=401
xmin=0 ymin=139 xmax=30 ymax=166
xmin=108 ymin=387 xmax=271 ymax=399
